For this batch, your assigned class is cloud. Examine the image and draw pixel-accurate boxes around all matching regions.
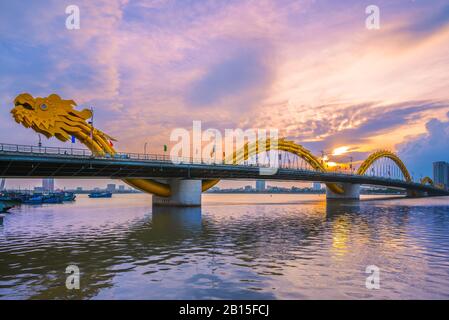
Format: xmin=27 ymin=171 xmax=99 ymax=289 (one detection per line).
xmin=187 ymin=46 xmax=273 ymax=108
xmin=1 ymin=0 xmax=449 ymax=188
xmin=398 ymin=112 xmax=449 ymax=177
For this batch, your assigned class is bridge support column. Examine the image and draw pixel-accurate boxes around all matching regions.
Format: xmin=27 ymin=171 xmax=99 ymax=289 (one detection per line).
xmin=326 ymin=183 xmax=360 ymax=200
xmin=406 ymin=190 xmax=427 ymax=197
xmin=152 ymin=179 xmax=202 ymax=207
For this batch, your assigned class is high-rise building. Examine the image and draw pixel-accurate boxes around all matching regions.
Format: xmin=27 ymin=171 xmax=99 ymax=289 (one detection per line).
xmin=106 ymin=184 xmax=116 ymax=192
xmin=433 ymin=161 xmax=449 ymax=189
xmin=118 ymin=185 xmax=125 ymax=192
xmin=42 ymin=178 xmax=54 ymax=192
xmin=312 ymin=182 xmax=322 ymax=191
xmin=256 ymin=180 xmax=266 ymax=191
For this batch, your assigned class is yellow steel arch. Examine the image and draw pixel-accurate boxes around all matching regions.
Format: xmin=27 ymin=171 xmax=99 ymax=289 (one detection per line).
xmin=203 ymin=138 xmax=345 ymax=194
xmin=357 ymin=150 xmax=412 ymax=182
xmin=420 ymin=176 xmax=434 ymax=186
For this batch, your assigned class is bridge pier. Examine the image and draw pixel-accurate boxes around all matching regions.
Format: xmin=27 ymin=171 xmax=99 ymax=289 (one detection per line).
xmin=406 ymin=190 xmax=427 ymax=197
xmin=326 ymin=183 xmax=360 ymax=200
xmin=152 ymin=179 xmax=202 ymax=207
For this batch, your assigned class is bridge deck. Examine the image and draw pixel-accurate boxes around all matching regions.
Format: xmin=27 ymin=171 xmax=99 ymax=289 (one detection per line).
xmin=0 ymin=143 xmax=448 ymax=196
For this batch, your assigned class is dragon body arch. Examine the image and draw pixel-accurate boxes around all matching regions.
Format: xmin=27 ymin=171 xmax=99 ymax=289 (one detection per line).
xmin=420 ymin=176 xmax=434 ymax=186
xmin=357 ymin=150 xmax=412 ymax=182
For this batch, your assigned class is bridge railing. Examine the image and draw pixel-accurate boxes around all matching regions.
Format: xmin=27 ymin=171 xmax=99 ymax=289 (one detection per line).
xmin=0 ymin=142 xmax=392 ymax=170
xmin=0 ymin=142 xmax=93 ymax=157
xmin=0 ymin=142 xmax=425 ymax=183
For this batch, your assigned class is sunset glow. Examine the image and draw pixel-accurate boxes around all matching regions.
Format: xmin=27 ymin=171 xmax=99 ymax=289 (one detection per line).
xmin=0 ymin=0 xmax=448 ymax=189
xmin=332 ymin=146 xmax=350 ymax=156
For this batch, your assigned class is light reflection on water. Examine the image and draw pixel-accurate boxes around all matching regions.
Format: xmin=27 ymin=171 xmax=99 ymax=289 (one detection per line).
xmin=0 ymin=194 xmax=449 ymax=299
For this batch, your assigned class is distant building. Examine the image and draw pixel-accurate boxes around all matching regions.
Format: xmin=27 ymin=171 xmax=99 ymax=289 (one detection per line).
xmin=244 ymin=185 xmax=252 ymax=192
xmin=433 ymin=161 xmax=449 ymax=189
xmin=312 ymin=182 xmax=322 ymax=191
xmin=76 ymin=187 xmax=83 ymax=191
xmin=256 ymin=180 xmax=266 ymax=191
xmin=118 ymin=185 xmax=125 ymax=192
xmin=106 ymin=184 xmax=116 ymax=192
xmin=34 ymin=186 xmax=44 ymax=192
xmin=42 ymin=178 xmax=54 ymax=192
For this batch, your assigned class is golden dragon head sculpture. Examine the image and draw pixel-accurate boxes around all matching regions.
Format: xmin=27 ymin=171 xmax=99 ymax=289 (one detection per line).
xmin=11 ymin=93 xmax=116 ymax=156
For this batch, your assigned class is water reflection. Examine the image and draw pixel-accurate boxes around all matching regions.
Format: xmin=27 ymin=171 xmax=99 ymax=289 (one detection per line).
xmin=0 ymin=194 xmax=448 ymax=299
xmin=152 ymin=206 xmax=202 ymax=234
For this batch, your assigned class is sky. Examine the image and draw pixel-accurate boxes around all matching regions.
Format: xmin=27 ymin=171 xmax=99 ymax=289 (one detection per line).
xmin=1 ymin=0 xmax=449 ymax=189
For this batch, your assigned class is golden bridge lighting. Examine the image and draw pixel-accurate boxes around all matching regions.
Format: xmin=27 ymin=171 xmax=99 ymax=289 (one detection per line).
xmin=326 ymin=161 xmax=338 ymax=167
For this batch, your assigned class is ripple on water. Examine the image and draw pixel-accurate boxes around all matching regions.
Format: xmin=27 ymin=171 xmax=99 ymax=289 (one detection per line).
xmin=1 ymin=194 xmax=449 ymax=299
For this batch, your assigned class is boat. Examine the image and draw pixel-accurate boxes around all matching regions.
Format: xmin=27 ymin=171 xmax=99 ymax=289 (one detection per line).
xmin=88 ymin=191 xmax=112 ymax=198
xmin=23 ymin=195 xmax=43 ymax=204
xmin=42 ymin=194 xmax=64 ymax=204
xmin=62 ymin=192 xmax=76 ymax=201
xmin=0 ymin=201 xmax=15 ymax=213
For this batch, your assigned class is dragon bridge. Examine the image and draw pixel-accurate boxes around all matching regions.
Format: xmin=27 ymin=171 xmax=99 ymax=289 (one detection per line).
xmin=9 ymin=93 xmax=428 ymax=198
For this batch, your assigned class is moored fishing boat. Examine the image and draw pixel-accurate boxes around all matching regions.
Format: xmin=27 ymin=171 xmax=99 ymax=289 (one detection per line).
xmin=0 ymin=202 xmax=14 ymax=213
xmin=23 ymin=194 xmax=44 ymax=204
xmin=42 ymin=194 xmax=64 ymax=204
xmin=88 ymin=191 xmax=112 ymax=198
xmin=62 ymin=192 xmax=76 ymax=201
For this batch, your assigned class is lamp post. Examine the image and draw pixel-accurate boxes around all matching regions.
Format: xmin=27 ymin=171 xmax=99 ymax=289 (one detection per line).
xmin=37 ymin=134 xmax=42 ymax=153
xmin=89 ymin=107 xmax=94 ymax=140
xmin=349 ymin=156 xmax=353 ymax=174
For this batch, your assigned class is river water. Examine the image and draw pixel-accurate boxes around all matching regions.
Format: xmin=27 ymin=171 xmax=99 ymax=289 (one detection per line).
xmin=1 ymin=193 xmax=448 ymax=299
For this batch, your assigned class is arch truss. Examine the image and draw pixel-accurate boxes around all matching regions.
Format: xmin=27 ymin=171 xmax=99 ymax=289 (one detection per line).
xmin=356 ymin=150 xmax=412 ymax=182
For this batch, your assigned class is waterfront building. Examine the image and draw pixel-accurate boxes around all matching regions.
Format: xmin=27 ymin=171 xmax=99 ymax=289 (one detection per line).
xmin=106 ymin=184 xmax=116 ymax=192
xmin=312 ymin=182 xmax=322 ymax=191
xmin=433 ymin=161 xmax=449 ymax=189
xmin=42 ymin=178 xmax=54 ymax=192
xmin=256 ymin=180 xmax=266 ymax=191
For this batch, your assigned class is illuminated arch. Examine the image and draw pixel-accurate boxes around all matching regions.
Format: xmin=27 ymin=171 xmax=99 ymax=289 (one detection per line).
xmin=203 ymin=138 xmax=345 ymax=194
xmin=357 ymin=150 xmax=412 ymax=182
xmin=420 ymin=176 xmax=434 ymax=186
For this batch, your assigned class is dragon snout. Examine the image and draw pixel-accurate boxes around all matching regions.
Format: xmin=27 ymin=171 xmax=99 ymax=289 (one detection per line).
xmin=13 ymin=93 xmax=36 ymax=110
xmin=15 ymin=101 xmax=34 ymax=110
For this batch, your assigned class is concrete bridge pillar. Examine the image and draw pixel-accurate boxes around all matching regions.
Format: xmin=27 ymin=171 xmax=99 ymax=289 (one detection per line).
xmin=406 ymin=190 xmax=427 ymax=197
xmin=326 ymin=183 xmax=360 ymax=200
xmin=153 ymin=179 xmax=202 ymax=207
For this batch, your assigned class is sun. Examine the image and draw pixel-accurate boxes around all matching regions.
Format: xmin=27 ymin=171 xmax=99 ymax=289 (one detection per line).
xmin=332 ymin=146 xmax=350 ymax=156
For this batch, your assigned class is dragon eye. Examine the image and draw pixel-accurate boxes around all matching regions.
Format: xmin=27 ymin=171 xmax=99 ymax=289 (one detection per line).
xmin=40 ymin=104 xmax=48 ymax=110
